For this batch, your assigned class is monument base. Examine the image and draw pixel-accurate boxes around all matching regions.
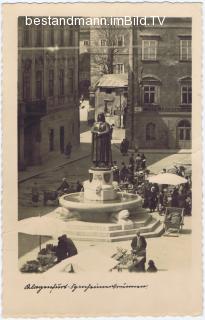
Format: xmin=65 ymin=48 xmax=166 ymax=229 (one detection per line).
xmin=84 ymin=168 xmax=117 ymax=201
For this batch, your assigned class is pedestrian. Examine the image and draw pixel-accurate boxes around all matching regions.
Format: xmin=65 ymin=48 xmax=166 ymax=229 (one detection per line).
xmin=65 ymin=142 xmax=72 ymax=159
xmin=129 ymin=153 xmax=135 ymax=170
xmin=171 ymin=188 xmax=179 ymax=207
xmin=120 ymin=162 xmax=129 ymax=183
xmin=135 ymin=153 xmax=142 ymax=171
xmin=120 ymin=139 xmax=126 ymax=156
xmin=31 ymin=182 xmax=39 ymax=207
xmin=141 ymin=153 xmax=147 ymax=170
xmin=148 ymin=186 xmax=157 ymax=213
xmin=178 ymin=190 xmax=186 ymax=209
xmin=158 ymin=191 xmax=164 ymax=213
xmin=57 ymin=178 xmax=70 ymax=195
xmin=112 ymin=161 xmax=120 ymax=182
xmin=124 ymin=137 xmax=129 ymax=155
xmin=76 ymin=180 xmax=83 ymax=192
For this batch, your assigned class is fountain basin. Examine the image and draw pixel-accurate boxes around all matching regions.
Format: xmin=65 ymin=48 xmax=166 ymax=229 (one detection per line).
xmin=59 ymin=192 xmax=142 ymax=222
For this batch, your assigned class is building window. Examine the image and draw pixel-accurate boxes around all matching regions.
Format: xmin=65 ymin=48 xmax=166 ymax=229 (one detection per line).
xmin=35 ymin=70 xmax=43 ymax=99
xmin=23 ymin=72 xmax=30 ymax=100
xmin=36 ymin=28 xmax=42 ymax=47
xmin=50 ymin=27 xmax=54 ymax=46
xmin=69 ymin=29 xmax=73 ymax=46
xmin=59 ymin=69 xmax=64 ymax=96
xmin=143 ymin=85 xmax=158 ymax=104
xmin=23 ymin=28 xmax=29 ymax=47
xmin=68 ymin=68 xmax=74 ymax=94
xmin=83 ymin=40 xmax=89 ymax=46
xmin=180 ymin=39 xmax=191 ymax=61
xmin=181 ymin=85 xmax=192 ymax=104
xmin=48 ymin=69 xmax=54 ymax=97
xmin=178 ymin=120 xmax=191 ymax=141
xmin=59 ymin=28 xmax=64 ymax=46
xmin=113 ymin=63 xmax=124 ymax=74
xmin=100 ymin=39 xmax=107 ymax=46
xmin=146 ymin=123 xmax=156 ymax=141
xmin=117 ymin=36 xmax=124 ymax=47
xmin=142 ymin=40 xmax=158 ymax=61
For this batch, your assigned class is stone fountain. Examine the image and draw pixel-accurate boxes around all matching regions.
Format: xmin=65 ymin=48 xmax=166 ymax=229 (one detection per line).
xmin=57 ymin=113 xmax=163 ymax=241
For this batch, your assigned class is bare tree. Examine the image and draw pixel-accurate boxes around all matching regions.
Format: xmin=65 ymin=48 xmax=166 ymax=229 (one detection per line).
xmin=91 ymin=20 xmax=124 ymax=75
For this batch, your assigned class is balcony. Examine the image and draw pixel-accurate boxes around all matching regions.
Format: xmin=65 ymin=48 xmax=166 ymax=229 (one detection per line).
xmin=139 ymin=104 xmax=191 ymax=113
xmin=18 ymin=99 xmax=47 ymax=117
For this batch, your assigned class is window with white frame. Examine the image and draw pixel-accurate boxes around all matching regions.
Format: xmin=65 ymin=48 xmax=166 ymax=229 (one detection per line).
xmin=100 ymin=39 xmax=107 ymax=46
xmin=180 ymin=39 xmax=191 ymax=61
xmin=143 ymin=85 xmax=158 ymax=104
xmin=142 ymin=40 xmax=158 ymax=60
xmin=181 ymin=84 xmax=192 ymax=104
xmin=113 ymin=63 xmax=124 ymax=74
xmin=83 ymin=40 xmax=89 ymax=46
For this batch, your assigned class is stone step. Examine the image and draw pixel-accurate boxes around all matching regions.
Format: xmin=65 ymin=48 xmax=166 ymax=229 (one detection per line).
xmin=141 ymin=224 xmax=165 ymax=238
xmin=62 ymin=219 xmax=162 ymax=241
xmin=110 ymin=223 xmax=164 ymax=242
xmin=56 ymin=215 xmax=152 ymax=232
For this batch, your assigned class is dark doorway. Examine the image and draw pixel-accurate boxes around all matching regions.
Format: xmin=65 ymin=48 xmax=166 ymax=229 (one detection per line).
xmin=49 ymin=129 xmax=54 ymax=151
xmin=60 ymin=126 xmax=65 ymax=153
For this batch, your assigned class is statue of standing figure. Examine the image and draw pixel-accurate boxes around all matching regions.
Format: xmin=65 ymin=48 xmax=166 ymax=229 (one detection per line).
xmin=91 ymin=113 xmax=112 ymax=168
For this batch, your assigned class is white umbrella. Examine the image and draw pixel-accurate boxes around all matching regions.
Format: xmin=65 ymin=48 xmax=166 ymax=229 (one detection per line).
xmin=18 ymin=215 xmax=68 ymax=250
xmin=147 ymin=173 xmax=187 ymax=186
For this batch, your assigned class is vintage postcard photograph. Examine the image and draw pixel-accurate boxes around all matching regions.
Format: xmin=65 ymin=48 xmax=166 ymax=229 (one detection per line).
xmin=2 ymin=2 xmax=203 ymax=317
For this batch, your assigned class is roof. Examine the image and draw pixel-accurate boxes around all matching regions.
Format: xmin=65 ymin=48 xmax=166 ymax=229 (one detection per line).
xmin=96 ymin=73 xmax=128 ymax=88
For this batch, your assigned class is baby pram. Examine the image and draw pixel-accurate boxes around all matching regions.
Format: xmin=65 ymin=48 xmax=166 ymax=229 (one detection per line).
xmin=163 ymin=207 xmax=184 ymax=236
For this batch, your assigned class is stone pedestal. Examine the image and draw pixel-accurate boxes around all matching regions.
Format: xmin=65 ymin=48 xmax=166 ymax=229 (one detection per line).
xmin=84 ymin=168 xmax=117 ymax=201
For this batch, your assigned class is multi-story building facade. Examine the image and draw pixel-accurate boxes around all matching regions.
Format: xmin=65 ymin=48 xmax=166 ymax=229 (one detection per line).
xmin=79 ymin=27 xmax=90 ymax=99
xmin=126 ymin=17 xmax=192 ymax=150
xmin=18 ymin=18 xmax=80 ymax=170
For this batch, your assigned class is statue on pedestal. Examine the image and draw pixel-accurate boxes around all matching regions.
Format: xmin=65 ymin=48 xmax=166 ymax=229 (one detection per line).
xmin=91 ymin=113 xmax=112 ymax=168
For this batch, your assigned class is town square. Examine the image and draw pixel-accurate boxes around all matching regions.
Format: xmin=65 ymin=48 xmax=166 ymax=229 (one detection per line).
xmin=17 ymin=16 xmax=192 ymax=274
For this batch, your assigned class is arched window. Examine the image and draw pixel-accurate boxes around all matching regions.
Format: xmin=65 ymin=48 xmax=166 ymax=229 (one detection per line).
xmin=146 ymin=123 xmax=156 ymax=141
xmin=177 ymin=120 xmax=191 ymax=141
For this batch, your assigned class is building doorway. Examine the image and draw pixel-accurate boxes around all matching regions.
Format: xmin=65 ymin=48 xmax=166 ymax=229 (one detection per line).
xmin=49 ymin=129 xmax=54 ymax=151
xmin=177 ymin=120 xmax=191 ymax=149
xmin=60 ymin=126 xmax=65 ymax=153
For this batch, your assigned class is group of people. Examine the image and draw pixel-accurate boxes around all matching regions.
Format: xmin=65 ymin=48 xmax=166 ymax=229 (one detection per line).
xmin=131 ymin=232 xmax=158 ymax=272
xmin=111 ymin=153 xmax=147 ymax=185
xmin=137 ymin=172 xmax=192 ymax=215
xmin=54 ymin=231 xmax=157 ymax=273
